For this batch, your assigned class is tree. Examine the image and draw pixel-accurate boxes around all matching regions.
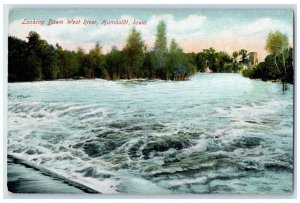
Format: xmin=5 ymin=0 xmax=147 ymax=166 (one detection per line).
xmin=168 ymin=39 xmax=181 ymax=79
xmin=8 ymin=36 xmax=27 ymax=81
xmin=25 ymin=31 xmax=47 ymax=80
xmin=232 ymin=51 xmax=239 ymax=63
xmin=25 ymin=49 xmax=43 ymax=81
xmin=195 ymin=52 xmax=207 ymax=72
xmin=168 ymin=39 xmax=195 ymax=80
xmin=26 ymin=31 xmax=60 ymax=80
xmin=202 ymin=47 xmax=216 ymax=71
xmin=105 ymin=46 xmax=127 ymax=79
xmin=154 ymin=20 xmax=168 ymax=78
xmin=86 ymin=42 xmax=104 ymax=78
xmin=215 ymin=52 xmax=232 ymax=72
xmin=185 ymin=52 xmax=197 ymax=69
xmin=285 ymin=48 xmax=294 ymax=84
xmin=76 ymin=48 xmax=88 ymax=78
xmin=42 ymin=44 xmax=60 ymax=80
xmin=142 ymin=51 xmax=155 ymax=78
xmin=56 ymin=44 xmax=81 ymax=78
xmin=265 ymin=31 xmax=289 ymax=91
xmin=242 ymin=46 xmax=293 ymax=85
xmin=123 ymin=28 xmax=145 ymax=78
xmin=239 ymin=49 xmax=248 ymax=64
xmin=231 ymin=51 xmax=242 ymax=72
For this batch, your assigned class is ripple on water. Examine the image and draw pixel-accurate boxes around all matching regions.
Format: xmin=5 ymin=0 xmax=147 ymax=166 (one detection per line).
xmin=7 ymin=74 xmax=294 ymax=194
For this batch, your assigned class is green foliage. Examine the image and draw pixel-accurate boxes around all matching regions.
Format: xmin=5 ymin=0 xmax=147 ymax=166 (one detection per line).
xmin=142 ymin=51 xmax=155 ymax=78
xmin=165 ymin=39 xmax=197 ymax=80
xmin=86 ymin=42 xmax=105 ymax=78
xmin=202 ymin=47 xmax=216 ymax=71
xmin=76 ymin=48 xmax=88 ymax=78
xmin=12 ymin=24 xmax=286 ymax=82
xmin=8 ymin=36 xmax=27 ymax=81
xmin=265 ymin=31 xmax=289 ymax=55
xmin=195 ymin=52 xmax=207 ymax=72
xmin=8 ymin=32 xmax=105 ymax=81
xmin=242 ymin=68 xmax=253 ymax=78
xmin=192 ymin=48 xmax=241 ymax=73
xmin=285 ymin=48 xmax=294 ymax=84
xmin=265 ymin=31 xmax=290 ymax=90
xmin=239 ymin=49 xmax=248 ymax=64
xmin=242 ymin=31 xmax=293 ymax=87
xmin=8 ymin=21 xmax=197 ymax=82
xmin=8 ymin=32 xmax=60 ymax=81
xmin=167 ymin=39 xmax=187 ymax=80
xmin=154 ymin=20 xmax=168 ymax=78
xmin=232 ymin=51 xmax=239 ymax=63
xmin=242 ymin=48 xmax=293 ymax=84
xmin=123 ymin=28 xmax=145 ymax=78
xmin=214 ymin=52 xmax=232 ymax=72
xmin=26 ymin=50 xmax=43 ymax=81
xmin=56 ymin=44 xmax=80 ymax=78
xmin=104 ymin=46 xmax=127 ymax=79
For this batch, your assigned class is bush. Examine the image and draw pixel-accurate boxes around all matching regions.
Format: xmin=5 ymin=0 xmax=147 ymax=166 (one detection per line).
xmin=242 ymin=68 xmax=253 ymax=78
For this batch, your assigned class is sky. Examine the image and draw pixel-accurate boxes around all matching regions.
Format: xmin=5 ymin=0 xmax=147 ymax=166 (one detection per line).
xmin=9 ymin=8 xmax=294 ymax=61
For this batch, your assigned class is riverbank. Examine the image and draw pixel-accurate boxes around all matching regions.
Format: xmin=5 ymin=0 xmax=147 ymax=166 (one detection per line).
xmin=7 ymin=155 xmax=99 ymax=194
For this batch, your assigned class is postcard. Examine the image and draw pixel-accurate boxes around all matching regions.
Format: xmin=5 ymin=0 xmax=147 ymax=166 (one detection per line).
xmin=6 ymin=6 xmax=294 ymax=195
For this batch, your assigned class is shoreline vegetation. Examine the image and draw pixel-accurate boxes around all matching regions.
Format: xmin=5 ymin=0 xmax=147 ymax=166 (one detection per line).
xmin=8 ymin=21 xmax=293 ymax=88
xmin=242 ymin=31 xmax=293 ymax=91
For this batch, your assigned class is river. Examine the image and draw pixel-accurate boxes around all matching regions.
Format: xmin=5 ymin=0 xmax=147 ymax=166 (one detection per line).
xmin=7 ymin=73 xmax=294 ymax=194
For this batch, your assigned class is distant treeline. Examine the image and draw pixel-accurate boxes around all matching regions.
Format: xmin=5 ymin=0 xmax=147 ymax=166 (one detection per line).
xmin=8 ymin=20 xmax=251 ymax=82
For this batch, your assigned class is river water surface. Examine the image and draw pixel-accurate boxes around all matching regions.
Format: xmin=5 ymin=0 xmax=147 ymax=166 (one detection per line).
xmin=8 ymin=73 xmax=294 ymax=194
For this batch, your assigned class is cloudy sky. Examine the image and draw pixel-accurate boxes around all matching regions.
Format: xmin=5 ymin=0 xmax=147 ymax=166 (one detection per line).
xmin=9 ymin=8 xmax=293 ymax=61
